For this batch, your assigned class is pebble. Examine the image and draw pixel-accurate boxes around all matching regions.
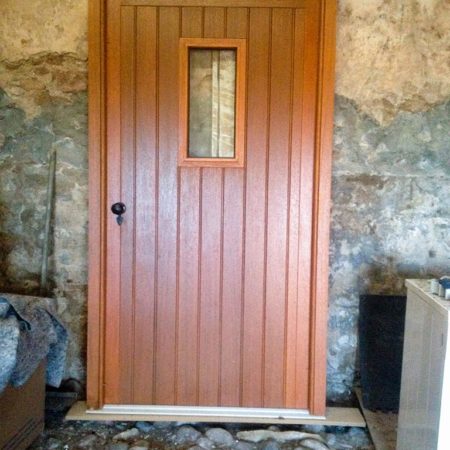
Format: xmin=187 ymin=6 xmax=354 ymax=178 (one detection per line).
xmin=233 ymin=441 xmax=255 ymax=450
xmin=106 ymin=444 xmax=130 ymax=450
xmin=258 ymin=440 xmax=281 ymax=450
xmin=188 ymin=446 xmax=207 ymax=450
xmin=175 ymin=425 xmax=202 ymax=443
xmin=45 ymin=438 xmax=64 ymax=449
xmin=196 ymin=437 xmax=215 ymax=449
xmin=33 ymin=411 xmax=374 ymax=450
xmin=237 ymin=430 xmax=325 ymax=444
xmin=129 ymin=440 xmax=150 ymax=450
xmin=135 ymin=422 xmax=153 ymax=433
xmin=205 ymin=427 xmax=235 ymax=446
xmin=302 ymin=425 xmax=327 ymax=434
xmin=113 ymin=428 xmax=140 ymax=441
xmin=152 ymin=421 xmax=173 ymax=429
xmin=75 ymin=434 xmax=99 ymax=448
xmin=295 ymin=438 xmax=330 ymax=450
xmin=95 ymin=429 xmax=111 ymax=440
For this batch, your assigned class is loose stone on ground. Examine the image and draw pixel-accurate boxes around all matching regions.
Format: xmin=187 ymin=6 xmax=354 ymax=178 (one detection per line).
xmin=113 ymin=428 xmax=140 ymax=441
xmin=29 ymin=409 xmax=375 ymax=450
xmin=205 ymin=428 xmax=235 ymax=446
xmin=236 ymin=431 xmax=327 ymax=444
xmin=75 ymin=434 xmax=99 ymax=448
xmin=175 ymin=425 xmax=202 ymax=444
xmin=196 ymin=437 xmax=215 ymax=449
xmin=129 ymin=440 xmax=150 ymax=450
xmin=294 ymin=437 xmax=330 ymax=449
xmin=258 ymin=440 xmax=281 ymax=450
xmin=107 ymin=444 xmax=130 ymax=450
xmin=135 ymin=422 xmax=154 ymax=433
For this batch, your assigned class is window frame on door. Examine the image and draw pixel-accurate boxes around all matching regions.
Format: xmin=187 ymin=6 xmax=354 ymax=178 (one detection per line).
xmin=178 ymin=38 xmax=247 ymax=168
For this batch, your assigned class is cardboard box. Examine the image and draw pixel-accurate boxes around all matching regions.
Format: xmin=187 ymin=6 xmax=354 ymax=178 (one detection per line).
xmin=0 ymin=361 xmax=45 ymax=450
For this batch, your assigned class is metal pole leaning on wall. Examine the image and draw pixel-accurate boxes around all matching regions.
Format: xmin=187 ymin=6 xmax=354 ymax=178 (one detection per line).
xmin=40 ymin=148 xmax=56 ymax=297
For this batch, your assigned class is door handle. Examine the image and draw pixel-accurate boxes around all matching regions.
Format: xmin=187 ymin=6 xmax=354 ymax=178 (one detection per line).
xmin=111 ymin=202 xmax=126 ymax=225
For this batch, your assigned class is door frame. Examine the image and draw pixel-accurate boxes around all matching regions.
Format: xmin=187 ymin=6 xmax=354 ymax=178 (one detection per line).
xmin=87 ymin=0 xmax=336 ymax=417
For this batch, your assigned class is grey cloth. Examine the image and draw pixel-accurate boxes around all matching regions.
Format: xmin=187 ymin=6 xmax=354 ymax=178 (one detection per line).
xmin=0 ymin=294 xmax=68 ymax=393
xmin=0 ymin=315 xmax=19 ymax=391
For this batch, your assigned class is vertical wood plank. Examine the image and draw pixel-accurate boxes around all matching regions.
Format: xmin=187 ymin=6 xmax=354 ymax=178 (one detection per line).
xmin=103 ymin=0 xmax=122 ymax=406
xmin=198 ymin=170 xmax=223 ymax=405
xmin=295 ymin=5 xmax=314 ymax=408
xmin=294 ymin=3 xmax=317 ymax=408
xmin=133 ymin=6 xmax=157 ymax=404
xmin=87 ymin=0 xmax=105 ymax=409
xmin=176 ymin=6 xmax=203 ymax=406
xmin=154 ymin=6 xmax=180 ymax=405
xmin=176 ymin=172 xmax=201 ymax=405
xmin=285 ymin=10 xmax=309 ymax=409
xmin=308 ymin=0 xmax=333 ymax=415
xmin=219 ymin=7 xmax=248 ymax=407
xmin=198 ymin=6 xmax=226 ymax=406
xmin=117 ymin=6 xmax=137 ymax=404
xmin=204 ymin=6 xmax=226 ymax=38
xmin=241 ymin=7 xmax=270 ymax=408
xmin=263 ymin=8 xmax=293 ymax=408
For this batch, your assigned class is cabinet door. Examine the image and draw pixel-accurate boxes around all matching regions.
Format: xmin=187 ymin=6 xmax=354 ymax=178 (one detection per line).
xmin=397 ymin=291 xmax=447 ymax=450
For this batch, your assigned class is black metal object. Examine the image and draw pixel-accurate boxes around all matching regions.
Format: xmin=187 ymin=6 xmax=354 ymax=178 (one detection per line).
xmin=359 ymin=294 xmax=407 ymax=412
xmin=111 ymin=202 xmax=126 ymax=225
xmin=40 ymin=149 xmax=56 ymax=296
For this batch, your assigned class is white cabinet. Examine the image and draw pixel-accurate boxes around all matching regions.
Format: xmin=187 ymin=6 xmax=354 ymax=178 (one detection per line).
xmin=397 ymin=280 xmax=450 ymax=450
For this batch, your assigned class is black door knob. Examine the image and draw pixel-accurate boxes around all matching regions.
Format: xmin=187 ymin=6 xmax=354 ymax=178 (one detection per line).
xmin=111 ymin=202 xmax=126 ymax=225
xmin=111 ymin=202 xmax=126 ymax=215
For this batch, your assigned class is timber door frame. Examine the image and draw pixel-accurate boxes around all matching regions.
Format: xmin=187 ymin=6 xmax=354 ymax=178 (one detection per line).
xmin=87 ymin=0 xmax=336 ymax=417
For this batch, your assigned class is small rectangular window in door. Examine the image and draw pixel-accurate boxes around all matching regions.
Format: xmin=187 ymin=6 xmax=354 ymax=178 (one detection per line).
xmin=179 ymin=38 xmax=246 ymax=167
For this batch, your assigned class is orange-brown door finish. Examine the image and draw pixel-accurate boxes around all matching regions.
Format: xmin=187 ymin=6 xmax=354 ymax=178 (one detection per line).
xmin=87 ymin=0 xmax=336 ymax=417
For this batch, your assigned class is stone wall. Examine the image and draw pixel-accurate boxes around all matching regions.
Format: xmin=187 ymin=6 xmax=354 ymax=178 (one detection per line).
xmin=328 ymin=0 xmax=450 ymax=400
xmin=0 ymin=0 xmax=448 ymax=401
xmin=328 ymin=97 xmax=450 ymax=400
xmin=0 ymin=0 xmax=88 ymax=380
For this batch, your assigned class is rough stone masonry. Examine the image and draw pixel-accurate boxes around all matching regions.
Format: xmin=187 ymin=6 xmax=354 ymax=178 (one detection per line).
xmin=0 ymin=0 xmax=449 ymax=402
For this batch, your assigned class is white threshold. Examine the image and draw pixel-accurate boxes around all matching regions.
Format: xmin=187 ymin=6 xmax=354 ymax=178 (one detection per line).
xmin=67 ymin=401 xmax=366 ymax=427
xmin=92 ymin=404 xmax=313 ymax=420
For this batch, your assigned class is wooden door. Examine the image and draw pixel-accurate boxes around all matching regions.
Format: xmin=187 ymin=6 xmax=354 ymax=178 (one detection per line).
xmin=88 ymin=0 xmax=336 ymax=417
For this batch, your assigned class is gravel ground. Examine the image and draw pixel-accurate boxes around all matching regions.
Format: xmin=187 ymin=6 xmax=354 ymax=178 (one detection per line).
xmin=29 ymin=410 xmax=375 ymax=450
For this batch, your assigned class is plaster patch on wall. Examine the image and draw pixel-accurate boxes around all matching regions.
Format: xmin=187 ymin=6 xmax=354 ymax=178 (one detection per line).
xmin=0 ymin=53 xmax=86 ymax=119
xmin=336 ymin=0 xmax=450 ymax=125
xmin=0 ymin=0 xmax=87 ymax=62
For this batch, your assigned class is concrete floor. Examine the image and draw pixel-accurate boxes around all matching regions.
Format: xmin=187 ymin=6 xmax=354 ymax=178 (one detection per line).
xmin=360 ymin=409 xmax=397 ymax=450
xmin=356 ymin=389 xmax=398 ymax=450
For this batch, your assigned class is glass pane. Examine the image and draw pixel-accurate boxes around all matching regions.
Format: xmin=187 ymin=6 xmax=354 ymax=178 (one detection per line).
xmin=188 ymin=48 xmax=236 ymax=158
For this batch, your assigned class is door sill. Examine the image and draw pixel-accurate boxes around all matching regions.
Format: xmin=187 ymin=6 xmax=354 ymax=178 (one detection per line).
xmin=67 ymin=401 xmax=366 ymax=426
